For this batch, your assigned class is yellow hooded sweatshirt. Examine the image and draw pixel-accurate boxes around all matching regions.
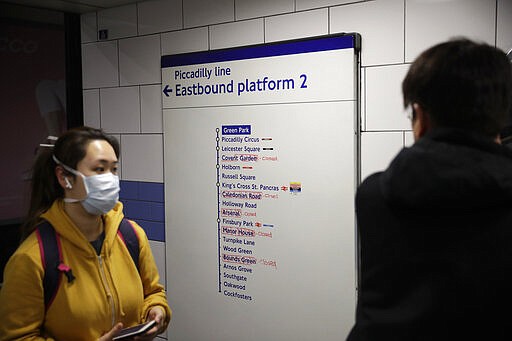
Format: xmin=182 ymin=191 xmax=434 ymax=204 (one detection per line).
xmin=0 ymin=200 xmax=171 ymax=341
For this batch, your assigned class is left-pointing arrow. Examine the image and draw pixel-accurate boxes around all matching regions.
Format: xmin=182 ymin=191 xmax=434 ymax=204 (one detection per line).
xmin=163 ymin=85 xmax=172 ymax=97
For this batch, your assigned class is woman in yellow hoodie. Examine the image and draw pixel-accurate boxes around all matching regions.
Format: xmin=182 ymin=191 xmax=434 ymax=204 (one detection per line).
xmin=0 ymin=127 xmax=171 ymax=340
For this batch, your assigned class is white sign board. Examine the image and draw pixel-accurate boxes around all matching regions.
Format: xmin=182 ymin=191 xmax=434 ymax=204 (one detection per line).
xmin=162 ymin=34 xmax=360 ymax=340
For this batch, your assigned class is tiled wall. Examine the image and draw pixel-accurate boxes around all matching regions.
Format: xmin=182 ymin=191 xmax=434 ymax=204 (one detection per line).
xmin=119 ymin=180 xmax=165 ymax=242
xmin=81 ymin=0 xmax=512 ymax=337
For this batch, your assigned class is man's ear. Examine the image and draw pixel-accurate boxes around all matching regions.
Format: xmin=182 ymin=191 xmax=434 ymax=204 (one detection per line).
xmin=412 ymin=103 xmax=431 ymax=141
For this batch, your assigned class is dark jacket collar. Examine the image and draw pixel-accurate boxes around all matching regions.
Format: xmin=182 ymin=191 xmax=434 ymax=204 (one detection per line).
xmin=379 ymin=127 xmax=512 ymax=211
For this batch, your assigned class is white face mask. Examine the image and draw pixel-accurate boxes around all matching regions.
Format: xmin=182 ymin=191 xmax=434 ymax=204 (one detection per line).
xmin=53 ymin=155 xmax=120 ymax=215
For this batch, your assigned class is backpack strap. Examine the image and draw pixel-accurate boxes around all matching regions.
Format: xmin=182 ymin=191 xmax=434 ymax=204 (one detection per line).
xmin=35 ymin=221 xmax=63 ymax=311
xmin=117 ymin=218 xmax=140 ymax=272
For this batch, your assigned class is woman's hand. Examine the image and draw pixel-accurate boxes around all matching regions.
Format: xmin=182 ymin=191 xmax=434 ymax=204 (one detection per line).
xmin=133 ymin=306 xmax=166 ymax=341
xmin=98 ymin=322 xmax=124 ymax=341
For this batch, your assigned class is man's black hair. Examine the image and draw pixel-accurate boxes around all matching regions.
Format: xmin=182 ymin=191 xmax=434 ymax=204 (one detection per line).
xmin=402 ymin=38 xmax=512 ymax=138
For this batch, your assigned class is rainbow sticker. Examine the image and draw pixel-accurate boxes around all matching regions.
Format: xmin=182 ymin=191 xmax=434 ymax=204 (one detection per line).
xmin=290 ymin=182 xmax=301 ymax=194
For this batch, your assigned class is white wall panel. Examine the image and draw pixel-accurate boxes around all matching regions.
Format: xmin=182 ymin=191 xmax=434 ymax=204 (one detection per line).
xmin=365 ymin=64 xmax=410 ymax=131
xmin=297 ymin=0 xmax=364 ymax=11
xmin=361 ymin=131 xmax=403 ymax=181
xmin=82 ymin=41 xmax=119 ymax=89
xmin=265 ymin=8 xmax=328 ymax=42
xmin=405 ymin=0 xmax=496 ymax=62
xmin=138 ymin=0 xmax=182 ymax=35
xmin=83 ymin=89 xmax=100 ymax=128
xmin=141 ymin=84 xmax=163 ymax=133
xmin=497 ymin=0 xmax=512 ymax=53
xmin=110 ymin=133 xmax=122 ymax=179
xmin=330 ymin=0 xmax=404 ymax=66
xmin=149 ymin=240 xmax=166 ymax=289
xmin=81 ymin=12 xmax=97 ymax=43
xmin=360 ymin=66 xmax=366 ymax=129
xmin=100 ymin=86 xmax=140 ymax=133
xmin=404 ymin=131 xmax=414 ymax=147
xmin=235 ymin=0 xmax=294 ymax=20
xmin=119 ymin=35 xmax=161 ymax=86
xmin=183 ymin=0 xmax=234 ymax=28
xmin=210 ymin=19 xmax=264 ymax=50
xmin=122 ymin=134 xmax=164 ymax=182
xmin=97 ymin=4 xmax=137 ymax=40
xmin=161 ymin=27 xmax=209 ymax=55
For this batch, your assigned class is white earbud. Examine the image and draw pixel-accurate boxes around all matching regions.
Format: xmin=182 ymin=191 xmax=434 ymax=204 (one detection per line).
xmin=64 ymin=177 xmax=73 ymax=189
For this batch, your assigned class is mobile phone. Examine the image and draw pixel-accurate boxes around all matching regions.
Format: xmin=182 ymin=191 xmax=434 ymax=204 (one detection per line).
xmin=112 ymin=320 xmax=156 ymax=340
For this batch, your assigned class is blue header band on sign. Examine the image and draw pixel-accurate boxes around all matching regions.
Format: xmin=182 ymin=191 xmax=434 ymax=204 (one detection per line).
xmin=222 ymin=125 xmax=251 ymax=135
xmin=162 ymin=34 xmax=355 ymax=68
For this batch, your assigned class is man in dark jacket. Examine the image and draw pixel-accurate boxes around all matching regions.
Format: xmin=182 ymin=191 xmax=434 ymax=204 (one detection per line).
xmin=347 ymin=39 xmax=512 ymax=340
